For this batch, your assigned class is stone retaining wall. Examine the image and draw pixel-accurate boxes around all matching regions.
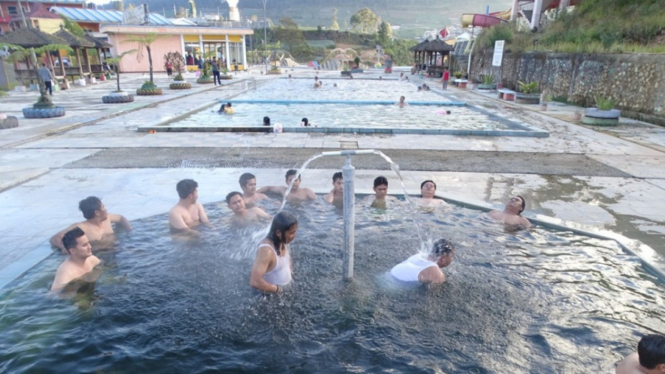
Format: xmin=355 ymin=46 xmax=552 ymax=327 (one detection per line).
xmin=472 ymin=51 xmax=665 ymax=123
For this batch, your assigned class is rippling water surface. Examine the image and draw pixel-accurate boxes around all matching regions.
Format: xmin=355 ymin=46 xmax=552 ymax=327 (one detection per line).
xmin=1 ymin=198 xmax=663 ymax=373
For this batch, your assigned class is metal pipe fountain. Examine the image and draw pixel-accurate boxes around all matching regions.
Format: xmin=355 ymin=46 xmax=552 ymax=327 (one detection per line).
xmin=320 ymin=150 xmax=375 ymax=279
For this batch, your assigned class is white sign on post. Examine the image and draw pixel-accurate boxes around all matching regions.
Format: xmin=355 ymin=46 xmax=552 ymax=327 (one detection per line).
xmin=492 ymin=40 xmax=505 ymax=67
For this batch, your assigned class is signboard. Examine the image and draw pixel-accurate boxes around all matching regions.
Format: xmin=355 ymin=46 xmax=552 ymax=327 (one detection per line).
xmin=492 ymin=40 xmax=505 ymax=67
xmin=123 ymin=4 xmax=149 ymax=25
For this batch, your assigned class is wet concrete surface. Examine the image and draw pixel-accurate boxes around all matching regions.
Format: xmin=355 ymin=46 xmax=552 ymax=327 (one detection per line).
xmin=65 ymin=147 xmax=631 ymax=177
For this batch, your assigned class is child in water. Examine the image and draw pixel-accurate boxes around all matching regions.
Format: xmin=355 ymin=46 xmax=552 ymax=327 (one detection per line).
xmin=224 ymin=102 xmax=234 ymax=114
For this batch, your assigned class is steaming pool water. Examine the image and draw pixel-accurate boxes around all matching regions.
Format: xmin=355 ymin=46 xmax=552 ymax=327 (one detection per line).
xmin=1 ymin=196 xmax=663 ymax=373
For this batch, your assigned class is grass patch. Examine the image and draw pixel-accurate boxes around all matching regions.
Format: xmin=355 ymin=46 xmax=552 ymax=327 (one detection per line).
xmin=306 ymin=40 xmax=336 ymax=48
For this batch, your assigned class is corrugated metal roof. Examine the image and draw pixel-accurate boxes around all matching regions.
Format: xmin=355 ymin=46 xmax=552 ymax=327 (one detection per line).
xmin=51 ymin=6 xmax=174 ymax=25
xmin=0 ymin=0 xmax=85 ymax=3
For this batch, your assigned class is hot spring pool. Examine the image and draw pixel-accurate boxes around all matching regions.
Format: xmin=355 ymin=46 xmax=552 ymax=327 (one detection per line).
xmin=1 ymin=197 xmax=662 ymax=373
xmin=170 ymin=103 xmax=514 ymax=131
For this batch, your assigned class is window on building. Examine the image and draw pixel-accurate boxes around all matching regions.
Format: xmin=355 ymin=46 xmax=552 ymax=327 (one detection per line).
xmin=7 ymin=6 xmax=18 ymax=15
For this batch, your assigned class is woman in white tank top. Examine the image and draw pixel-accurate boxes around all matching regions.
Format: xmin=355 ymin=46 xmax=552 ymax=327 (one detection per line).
xmin=249 ymin=212 xmax=298 ymax=294
xmin=390 ymin=239 xmax=456 ymax=285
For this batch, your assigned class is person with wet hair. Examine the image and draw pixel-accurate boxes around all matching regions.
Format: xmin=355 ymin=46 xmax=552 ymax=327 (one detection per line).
xmin=301 ymin=118 xmax=311 ymax=127
xmin=225 ymin=102 xmax=234 ymax=114
xmin=51 ymin=227 xmax=101 ymax=292
xmin=226 ymin=191 xmax=270 ymax=221
xmin=324 ymin=172 xmax=344 ymax=205
xmin=50 ymin=196 xmax=132 ymax=254
xmin=369 ymin=176 xmax=398 ymax=208
xmin=488 ymin=196 xmax=531 ymax=228
xmin=239 ymin=172 xmax=268 ymax=207
xmin=257 ymin=169 xmax=316 ymax=202
xmin=616 ymin=334 xmax=665 ymax=374
xmin=168 ymin=179 xmax=211 ymax=233
xmin=418 ymin=180 xmax=448 ymax=208
xmin=263 ymin=116 xmax=271 ymax=126
xmin=390 ymin=239 xmax=456 ymax=284
xmin=396 ymin=96 xmax=408 ymax=107
xmin=250 ymin=212 xmax=298 ymax=293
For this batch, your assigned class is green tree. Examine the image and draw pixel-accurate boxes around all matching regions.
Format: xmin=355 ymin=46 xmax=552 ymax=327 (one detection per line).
xmin=121 ymin=33 xmax=163 ymax=84
xmin=330 ymin=8 xmax=340 ymax=31
xmin=60 ymin=15 xmax=84 ymax=37
xmin=105 ymin=50 xmax=137 ymax=92
xmin=378 ymin=21 xmax=392 ymax=45
xmin=274 ymin=17 xmax=307 ymax=54
xmin=350 ymin=8 xmax=380 ymax=34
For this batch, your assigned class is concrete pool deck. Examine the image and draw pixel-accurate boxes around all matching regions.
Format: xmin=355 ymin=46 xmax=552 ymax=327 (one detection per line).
xmin=1 ymin=67 xmax=665 ymax=289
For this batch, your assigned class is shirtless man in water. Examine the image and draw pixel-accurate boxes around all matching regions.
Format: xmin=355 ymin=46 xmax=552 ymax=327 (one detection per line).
xmin=50 ymin=196 xmax=132 ymax=254
xmin=168 ymin=179 xmax=211 ymax=233
xmin=369 ymin=176 xmax=398 ymax=209
xmin=258 ymin=169 xmax=316 ymax=202
xmin=324 ymin=172 xmax=343 ymax=205
xmin=51 ymin=228 xmax=101 ymax=293
xmin=418 ymin=180 xmax=448 ymax=208
xmin=616 ymin=334 xmax=665 ymax=374
xmin=239 ymin=172 xmax=267 ymax=208
xmin=226 ymin=191 xmax=270 ymax=222
xmin=488 ymin=196 xmax=531 ymax=228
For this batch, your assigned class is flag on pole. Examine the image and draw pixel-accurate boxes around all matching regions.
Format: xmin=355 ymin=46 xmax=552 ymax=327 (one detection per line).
xmin=439 ymin=27 xmax=449 ymax=38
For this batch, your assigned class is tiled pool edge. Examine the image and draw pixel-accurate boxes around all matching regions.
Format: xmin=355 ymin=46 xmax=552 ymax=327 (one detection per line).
xmin=1 ymin=189 xmax=661 ymax=291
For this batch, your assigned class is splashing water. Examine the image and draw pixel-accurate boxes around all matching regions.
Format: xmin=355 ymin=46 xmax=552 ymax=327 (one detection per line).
xmin=278 ymin=153 xmax=325 ymax=211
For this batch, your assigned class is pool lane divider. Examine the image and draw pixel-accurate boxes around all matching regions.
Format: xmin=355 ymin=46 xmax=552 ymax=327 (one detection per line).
xmin=227 ymin=99 xmax=467 ymax=106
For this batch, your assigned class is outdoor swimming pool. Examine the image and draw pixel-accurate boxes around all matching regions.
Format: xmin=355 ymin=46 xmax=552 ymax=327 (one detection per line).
xmin=0 ymin=197 xmax=662 ymax=373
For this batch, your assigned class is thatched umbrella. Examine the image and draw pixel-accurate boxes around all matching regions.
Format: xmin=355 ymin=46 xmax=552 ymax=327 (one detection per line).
xmin=419 ymin=36 xmax=454 ymax=77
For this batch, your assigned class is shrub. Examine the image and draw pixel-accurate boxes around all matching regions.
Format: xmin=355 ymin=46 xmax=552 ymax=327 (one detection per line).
xmin=483 ymin=75 xmax=495 ymax=85
xmin=594 ymin=95 xmax=617 ymax=110
xmin=518 ymin=81 xmax=539 ymax=94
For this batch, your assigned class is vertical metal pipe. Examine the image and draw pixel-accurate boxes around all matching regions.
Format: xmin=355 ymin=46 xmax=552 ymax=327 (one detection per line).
xmin=510 ymin=0 xmax=519 ymax=21
xmin=342 ymin=155 xmax=355 ymax=280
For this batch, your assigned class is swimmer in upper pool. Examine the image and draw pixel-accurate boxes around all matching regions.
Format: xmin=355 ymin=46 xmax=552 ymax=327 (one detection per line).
xmin=300 ymin=117 xmax=311 ymax=127
xmin=249 ymin=212 xmax=298 ymax=293
xmin=616 ymin=334 xmax=665 ymax=374
xmin=488 ymin=196 xmax=531 ymax=228
xmin=239 ymin=172 xmax=268 ymax=207
xmin=226 ymin=191 xmax=270 ymax=222
xmin=396 ymin=96 xmax=408 ymax=107
xmin=258 ymin=169 xmax=316 ymax=202
xmin=333 ymin=83 xmax=338 ymax=87
xmin=418 ymin=180 xmax=448 ymax=207
xmin=168 ymin=179 xmax=212 ymax=233
xmin=390 ymin=238 xmax=455 ymax=285
xmin=51 ymin=228 xmax=101 ymax=293
xmin=225 ymin=102 xmax=234 ymax=114
xmin=50 ymin=196 xmax=132 ymax=254
xmin=324 ymin=172 xmax=344 ymax=205
xmin=369 ymin=176 xmax=398 ymax=209
xmin=288 ymin=74 xmax=293 ymax=80
xmin=263 ymin=116 xmax=271 ymax=126
xmin=418 ymin=86 xmax=422 ymax=92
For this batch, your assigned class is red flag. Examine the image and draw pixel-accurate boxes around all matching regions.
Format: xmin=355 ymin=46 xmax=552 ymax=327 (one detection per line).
xmin=439 ymin=28 xmax=449 ymax=38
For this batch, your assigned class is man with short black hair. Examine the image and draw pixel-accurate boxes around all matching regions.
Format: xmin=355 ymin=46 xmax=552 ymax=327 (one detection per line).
xmin=324 ymin=172 xmax=343 ymax=205
xmin=370 ymin=176 xmax=398 ymax=208
xmin=239 ymin=172 xmax=267 ymax=207
xmin=258 ymin=169 xmax=316 ymax=202
xmin=39 ymin=62 xmax=54 ymax=96
xmin=226 ymin=191 xmax=270 ymax=221
xmin=168 ymin=179 xmax=211 ymax=233
xmin=488 ymin=196 xmax=531 ymax=228
xmin=616 ymin=334 xmax=665 ymax=374
xmin=390 ymin=239 xmax=455 ymax=284
xmin=51 ymin=228 xmax=101 ymax=292
xmin=50 ymin=196 xmax=131 ymax=254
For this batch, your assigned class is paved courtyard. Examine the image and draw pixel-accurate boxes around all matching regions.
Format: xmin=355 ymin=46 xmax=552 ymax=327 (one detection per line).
xmin=1 ymin=66 xmax=665 ymax=289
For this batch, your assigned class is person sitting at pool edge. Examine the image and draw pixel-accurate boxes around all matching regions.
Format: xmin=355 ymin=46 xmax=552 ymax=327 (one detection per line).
xmin=616 ymin=334 xmax=665 ymax=374
xmin=50 ymin=196 xmax=132 ymax=254
xmin=396 ymin=96 xmax=408 ymax=107
xmin=249 ymin=212 xmax=298 ymax=293
xmin=168 ymin=179 xmax=211 ymax=233
xmin=258 ymin=169 xmax=316 ymax=202
xmin=390 ymin=238 xmax=455 ymax=285
xmin=51 ymin=227 xmax=101 ymax=293
xmin=371 ymin=176 xmax=398 ymax=208
xmin=419 ymin=180 xmax=448 ymax=207
xmin=224 ymin=102 xmax=234 ymax=114
xmin=263 ymin=116 xmax=271 ymax=126
xmin=488 ymin=196 xmax=531 ymax=228
xmin=226 ymin=191 xmax=270 ymax=222
xmin=239 ymin=172 xmax=268 ymax=207
xmin=301 ymin=117 xmax=311 ymax=127
xmin=324 ymin=172 xmax=344 ymax=205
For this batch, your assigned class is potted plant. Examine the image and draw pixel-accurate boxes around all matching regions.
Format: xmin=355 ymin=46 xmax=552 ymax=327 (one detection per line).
xmin=123 ymin=33 xmax=163 ymax=95
xmin=341 ymin=61 xmax=351 ymax=76
xmin=583 ymin=95 xmax=621 ymax=126
xmin=0 ymin=89 xmax=19 ymax=129
xmin=267 ymin=65 xmax=282 ymax=75
xmin=5 ymin=43 xmax=69 ymax=118
xmin=220 ymin=66 xmax=233 ymax=80
xmin=98 ymin=73 xmax=106 ymax=82
xmin=196 ymin=58 xmax=215 ymax=84
xmin=102 ymin=50 xmax=137 ymax=103
xmin=478 ymin=75 xmax=495 ymax=90
xmin=515 ymin=81 xmax=541 ymax=104
xmin=350 ymin=56 xmax=363 ymax=73
xmin=166 ymin=51 xmax=191 ymax=89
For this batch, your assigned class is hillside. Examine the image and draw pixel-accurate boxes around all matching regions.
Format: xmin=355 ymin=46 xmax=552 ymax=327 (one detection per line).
xmin=127 ymin=0 xmax=508 ymax=39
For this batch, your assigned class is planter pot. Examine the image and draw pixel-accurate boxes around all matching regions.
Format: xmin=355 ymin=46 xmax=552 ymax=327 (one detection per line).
xmin=220 ymin=75 xmax=233 ymax=80
xmin=88 ymin=77 xmax=96 ymax=84
xmin=196 ymin=76 xmax=214 ymax=84
xmin=267 ymin=70 xmax=282 ymax=75
xmin=136 ymin=88 xmax=163 ymax=95
xmin=458 ymin=80 xmax=468 ymax=89
xmin=169 ymin=82 xmax=192 ymax=89
xmin=22 ymin=106 xmax=66 ymax=118
xmin=540 ymin=103 xmax=548 ymax=111
xmin=341 ymin=71 xmax=351 ymax=77
xmin=350 ymin=68 xmax=364 ymax=73
xmin=573 ymin=112 xmax=582 ymax=121
xmin=76 ymin=78 xmax=86 ymax=87
xmin=582 ymin=108 xmax=621 ymax=126
xmin=478 ymin=84 xmax=494 ymax=90
xmin=515 ymin=93 xmax=541 ymax=104
xmin=0 ymin=115 xmax=19 ymax=129
xmin=99 ymin=75 xmax=106 ymax=82
xmin=102 ymin=92 xmax=135 ymax=103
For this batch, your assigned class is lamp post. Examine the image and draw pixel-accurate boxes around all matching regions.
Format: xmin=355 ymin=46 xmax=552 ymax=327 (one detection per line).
xmin=261 ymin=0 xmax=268 ymax=74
